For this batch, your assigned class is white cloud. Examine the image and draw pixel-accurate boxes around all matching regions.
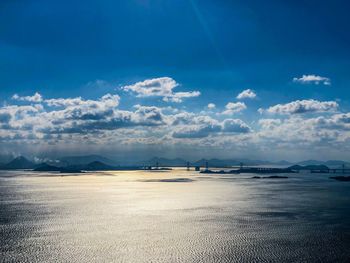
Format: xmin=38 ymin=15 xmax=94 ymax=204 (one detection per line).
xmin=122 ymin=77 xmax=200 ymax=103
xmin=256 ymin=114 xmax=350 ymax=148
xmin=258 ymin=119 xmax=282 ymax=129
xmin=45 ymin=97 xmax=85 ymax=107
xmin=207 ymin=103 xmax=216 ymax=109
xmin=265 ymin=99 xmax=338 ymax=115
xmin=172 ymin=123 xmax=221 ymax=139
xmin=222 ymin=119 xmax=251 ymax=133
xmin=4 ymin=90 xmax=350 ymax=160
xmin=293 ymin=75 xmax=331 ymax=85
xmin=313 ymin=113 xmax=350 ymax=131
xmin=45 ymin=94 xmax=120 ymax=109
xmin=221 ymin=102 xmax=247 ymax=115
xmin=172 ymin=117 xmax=251 ymax=138
xmin=132 ymin=105 xmax=165 ymax=126
xmin=236 ymin=89 xmax=256 ymax=99
xmin=12 ymin=92 xmax=43 ymax=102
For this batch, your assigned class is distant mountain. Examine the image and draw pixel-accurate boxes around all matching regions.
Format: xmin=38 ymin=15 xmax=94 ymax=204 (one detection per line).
xmin=289 ymin=164 xmax=329 ymax=171
xmin=59 ymin=155 xmax=116 ymax=166
xmin=144 ymin=157 xmax=272 ymax=167
xmin=324 ymin=160 xmax=350 ymax=166
xmin=60 ymin=161 xmax=117 ymax=171
xmin=296 ymin=160 xmax=324 ymax=166
xmin=296 ymin=160 xmax=349 ymax=167
xmin=275 ymin=160 xmax=292 ymax=165
xmin=0 ymin=156 xmax=35 ymax=169
xmin=288 ymin=165 xmax=303 ymax=170
xmin=192 ymin=158 xmax=236 ymax=167
xmin=33 ymin=160 xmax=144 ymax=172
xmin=142 ymin=157 xmax=292 ymax=167
xmin=142 ymin=157 xmax=187 ymax=167
xmin=192 ymin=158 xmax=279 ymax=167
xmin=3 ymin=154 xmax=349 ymax=171
xmin=236 ymin=159 xmax=272 ymax=166
xmin=34 ymin=163 xmax=62 ymax=172
xmin=83 ymin=161 xmax=115 ymax=171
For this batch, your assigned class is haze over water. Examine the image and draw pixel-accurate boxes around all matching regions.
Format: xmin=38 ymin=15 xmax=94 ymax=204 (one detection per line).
xmin=1 ymin=169 xmax=349 ymax=262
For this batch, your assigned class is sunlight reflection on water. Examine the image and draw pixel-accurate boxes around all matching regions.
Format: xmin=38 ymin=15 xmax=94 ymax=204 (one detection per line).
xmin=1 ymin=169 xmax=350 ymax=262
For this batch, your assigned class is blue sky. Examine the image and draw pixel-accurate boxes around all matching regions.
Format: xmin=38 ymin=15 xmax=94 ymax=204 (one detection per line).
xmin=1 ymin=0 xmax=350 ymax=161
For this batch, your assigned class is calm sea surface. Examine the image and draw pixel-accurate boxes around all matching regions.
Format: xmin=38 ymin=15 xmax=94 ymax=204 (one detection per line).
xmin=1 ymin=169 xmax=350 ymax=262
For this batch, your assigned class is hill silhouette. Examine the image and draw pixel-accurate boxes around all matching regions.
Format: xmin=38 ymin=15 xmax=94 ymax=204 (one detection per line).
xmin=84 ymin=161 xmax=115 ymax=171
xmin=142 ymin=157 xmax=187 ymax=166
xmin=289 ymin=164 xmax=330 ymax=171
xmin=1 ymin=155 xmax=349 ymax=171
xmin=34 ymin=163 xmax=62 ymax=172
xmin=0 ymin=156 xmax=35 ymax=169
xmin=59 ymin=155 xmax=116 ymax=166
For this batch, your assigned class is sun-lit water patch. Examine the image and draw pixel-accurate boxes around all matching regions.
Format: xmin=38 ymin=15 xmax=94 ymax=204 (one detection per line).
xmin=1 ymin=170 xmax=350 ymax=262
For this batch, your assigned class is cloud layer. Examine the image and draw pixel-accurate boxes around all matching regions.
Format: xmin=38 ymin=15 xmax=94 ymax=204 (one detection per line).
xmin=264 ymin=99 xmax=338 ymax=115
xmin=237 ymin=89 xmax=257 ymax=99
xmin=293 ymin=75 xmax=331 ymax=85
xmin=12 ymin=92 xmax=43 ymax=102
xmin=0 ymin=90 xmax=252 ymax=149
xmin=122 ymin=77 xmax=200 ymax=103
xmin=1 ymin=76 xmax=350 ymax=161
xmin=221 ymin=102 xmax=247 ymax=115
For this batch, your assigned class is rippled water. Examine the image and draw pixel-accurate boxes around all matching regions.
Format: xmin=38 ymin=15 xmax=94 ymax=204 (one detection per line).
xmin=1 ymin=169 xmax=350 ymax=262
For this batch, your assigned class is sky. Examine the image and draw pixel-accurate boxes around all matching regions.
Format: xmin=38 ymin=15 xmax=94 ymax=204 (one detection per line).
xmin=1 ymin=0 xmax=350 ymax=162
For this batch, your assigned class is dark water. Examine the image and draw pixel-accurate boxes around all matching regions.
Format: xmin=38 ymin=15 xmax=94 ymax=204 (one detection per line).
xmin=1 ymin=169 xmax=349 ymax=262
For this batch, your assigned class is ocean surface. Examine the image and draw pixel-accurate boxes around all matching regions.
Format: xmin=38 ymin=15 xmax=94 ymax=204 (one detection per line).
xmin=1 ymin=169 xmax=350 ymax=262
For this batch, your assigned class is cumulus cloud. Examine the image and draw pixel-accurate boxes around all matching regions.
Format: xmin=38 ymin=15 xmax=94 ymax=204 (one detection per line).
xmin=333 ymin=113 xmax=350 ymax=124
xmin=221 ymin=102 xmax=247 ymax=115
xmin=222 ymin=119 xmax=251 ymax=133
xmin=0 ymin=104 xmax=43 ymax=117
xmin=264 ymin=99 xmax=338 ymax=115
xmin=45 ymin=97 xmax=85 ymax=107
xmin=0 ymin=92 xmax=169 ymax=141
xmin=258 ymin=119 xmax=281 ymax=129
xmin=236 ymin=89 xmax=257 ymax=99
xmin=293 ymin=75 xmax=331 ymax=85
xmin=45 ymin=94 xmax=120 ymax=109
xmin=3 ymin=89 xmax=350 ymax=159
xmin=171 ymin=112 xmax=196 ymax=125
xmin=12 ymin=92 xmax=43 ymax=102
xmin=313 ymin=113 xmax=350 ymax=131
xmin=256 ymin=113 xmax=350 ymax=150
xmin=207 ymin=103 xmax=216 ymax=109
xmin=172 ymin=123 xmax=221 ymax=138
xmin=172 ymin=116 xmax=250 ymax=138
xmin=122 ymin=77 xmax=200 ymax=103
xmin=133 ymin=105 xmax=165 ymax=126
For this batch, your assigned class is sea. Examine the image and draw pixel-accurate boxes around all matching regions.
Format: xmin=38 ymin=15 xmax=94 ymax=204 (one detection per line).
xmin=1 ymin=168 xmax=349 ymax=262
